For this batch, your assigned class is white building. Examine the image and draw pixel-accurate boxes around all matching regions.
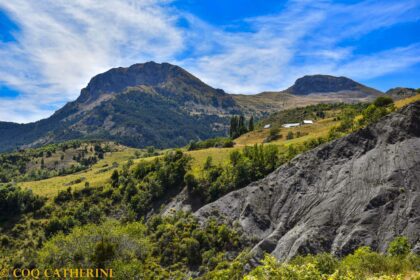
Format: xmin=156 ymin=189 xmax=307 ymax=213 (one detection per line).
xmin=282 ymin=123 xmax=300 ymax=128
xmin=303 ymin=120 xmax=314 ymax=124
xmin=264 ymin=124 xmax=271 ymax=129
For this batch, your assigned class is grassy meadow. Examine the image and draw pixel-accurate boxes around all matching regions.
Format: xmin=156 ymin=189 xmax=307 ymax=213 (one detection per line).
xmin=18 ymin=147 xmax=138 ymax=197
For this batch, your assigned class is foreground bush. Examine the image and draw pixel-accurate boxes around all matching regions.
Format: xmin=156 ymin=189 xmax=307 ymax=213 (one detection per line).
xmin=244 ymin=241 xmax=419 ymax=280
xmin=37 ymin=212 xmax=243 ymax=279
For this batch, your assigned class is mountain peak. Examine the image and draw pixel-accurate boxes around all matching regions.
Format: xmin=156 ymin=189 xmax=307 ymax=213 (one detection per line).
xmin=286 ymin=74 xmax=382 ymax=96
xmin=78 ymin=61 xmax=202 ymax=102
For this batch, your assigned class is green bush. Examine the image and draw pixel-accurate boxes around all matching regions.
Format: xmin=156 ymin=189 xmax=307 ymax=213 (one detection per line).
xmin=188 ymin=137 xmax=234 ymax=151
xmin=0 ymin=184 xmax=45 ymax=219
xmin=264 ymin=128 xmax=281 ymax=142
xmin=286 ymin=131 xmax=294 ymax=140
xmin=387 ymin=236 xmax=411 ymax=257
xmin=191 ymin=144 xmax=280 ymax=202
xmin=244 ymin=242 xmax=419 ymax=280
xmin=374 ymin=96 xmax=394 ymax=107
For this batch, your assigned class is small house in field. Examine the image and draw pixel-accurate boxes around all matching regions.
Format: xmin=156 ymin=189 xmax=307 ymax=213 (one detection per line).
xmin=303 ymin=120 xmax=314 ymax=124
xmin=264 ymin=124 xmax=271 ymax=129
xmin=282 ymin=123 xmax=300 ymax=128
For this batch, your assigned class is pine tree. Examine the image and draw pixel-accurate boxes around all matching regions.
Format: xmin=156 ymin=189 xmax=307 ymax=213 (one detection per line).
xmin=238 ymin=115 xmax=247 ymax=135
xmin=111 ymin=170 xmax=119 ymax=187
xmin=248 ymin=115 xmax=254 ymax=131
xmin=230 ymin=116 xmax=238 ymax=138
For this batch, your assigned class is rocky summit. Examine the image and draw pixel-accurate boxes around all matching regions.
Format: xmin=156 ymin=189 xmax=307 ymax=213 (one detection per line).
xmin=195 ymin=101 xmax=420 ymax=263
xmin=286 ymin=74 xmax=383 ymax=96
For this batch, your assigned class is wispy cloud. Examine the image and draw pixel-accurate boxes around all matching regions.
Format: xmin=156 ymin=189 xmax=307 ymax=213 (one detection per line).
xmin=0 ymin=0 xmax=419 ymax=122
xmin=335 ymin=44 xmax=420 ymax=79
xmin=0 ymin=0 xmax=183 ymax=122
xmin=181 ymin=0 xmax=420 ymax=93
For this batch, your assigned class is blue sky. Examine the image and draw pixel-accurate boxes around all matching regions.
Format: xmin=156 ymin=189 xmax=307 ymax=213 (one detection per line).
xmin=0 ymin=0 xmax=419 ymax=123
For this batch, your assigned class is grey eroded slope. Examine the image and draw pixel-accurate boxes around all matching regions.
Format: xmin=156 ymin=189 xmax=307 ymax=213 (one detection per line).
xmin=195 ymin=101 xmax=420 ymax=262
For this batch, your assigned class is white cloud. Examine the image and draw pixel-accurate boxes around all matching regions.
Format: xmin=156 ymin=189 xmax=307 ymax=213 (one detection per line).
xmin=335 ymin=44 xmax=420 ymax=79
xmin=0 ymin=0 xmax=419 ymax=122
xmin=180 ymin=0 xmax=420 ymax=93
xmin=0 ymin=0 xmax=183 ymax=122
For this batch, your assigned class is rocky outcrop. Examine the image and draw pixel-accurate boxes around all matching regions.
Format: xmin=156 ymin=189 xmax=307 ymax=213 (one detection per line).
xmin=195 ymin=102 xmax=420 ymax=262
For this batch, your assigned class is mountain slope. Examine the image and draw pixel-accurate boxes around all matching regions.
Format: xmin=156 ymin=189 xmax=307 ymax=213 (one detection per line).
xmin=233 ymin=75 xmax=383 ymax=116
xmin=0 ymin=62 xmax=239 ymax=151
xmin=195 ymin=101 xmax=420 ymax=262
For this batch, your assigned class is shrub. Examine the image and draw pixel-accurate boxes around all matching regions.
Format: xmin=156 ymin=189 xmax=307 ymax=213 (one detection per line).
xmin=387 ymin=236 xmax=411 ymax=257
xmin=340 ymin=246 xmax=388 ymax=277
xmin=188 ymin=137 xmax=234 ymax=151
xmin=286 ymin=131 xmax=294 ymax=140
xmin=291 ymin=253 xmax=338 ymax=275
xmin=54 ymin=187 xmax=72 ymax=204
xmin=264 ymin=128 xmax=281 ymax=142
xmin=0 ymin=184 xmax=45 ymax=218
xmin=91 ymin=239 xmax=116 ymax=268
xmin=374 ymin=96 xmax=394 ymax=107
xmin=245 ymin=254 xmax=323 ymax=280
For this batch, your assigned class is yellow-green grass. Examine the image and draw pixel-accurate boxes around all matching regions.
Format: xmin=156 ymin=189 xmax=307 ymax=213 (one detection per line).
xmin=395 ymin=93 xmax=420 ymax=108
xmin=187 ymin=147 xmax=240 ymax=176
xmin=235 ymin=117 xmax=338 ymax=146
xmin=19 ymin=147 xmax=139 ymax=197
xmin=26 ymin=142 xmax=123 ymax=171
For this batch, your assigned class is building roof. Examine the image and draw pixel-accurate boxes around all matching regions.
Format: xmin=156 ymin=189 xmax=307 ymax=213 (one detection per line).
xmin=282 ymin=123 xmax=300 ymax=128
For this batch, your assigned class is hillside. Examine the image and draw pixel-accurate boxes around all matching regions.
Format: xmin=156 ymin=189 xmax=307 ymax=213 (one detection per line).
xmin=0 ymin=62 xmax=240 ymax=152
xmin=195 ymin=101 xmax=420 ymax=263
xmin=0 ymin=141 xmax=123 ymax=184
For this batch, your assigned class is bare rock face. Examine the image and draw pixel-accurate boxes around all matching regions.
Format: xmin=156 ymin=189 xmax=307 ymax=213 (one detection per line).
xmin=195 ymin=102 xmax=420 ymax=262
